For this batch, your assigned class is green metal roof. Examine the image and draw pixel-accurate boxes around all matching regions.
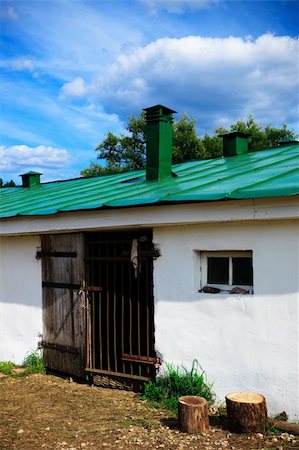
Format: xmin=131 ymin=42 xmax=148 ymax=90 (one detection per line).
xmin=1 ymin=144 xmax=298 ymax=219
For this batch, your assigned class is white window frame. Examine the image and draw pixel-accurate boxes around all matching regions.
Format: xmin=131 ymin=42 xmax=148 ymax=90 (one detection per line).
xmin=200 ymin=250 xmax=253 ymax=293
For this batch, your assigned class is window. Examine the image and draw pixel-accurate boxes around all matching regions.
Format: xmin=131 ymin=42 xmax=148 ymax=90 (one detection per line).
xmin=200 ymin=251 xmax=253 ymax=293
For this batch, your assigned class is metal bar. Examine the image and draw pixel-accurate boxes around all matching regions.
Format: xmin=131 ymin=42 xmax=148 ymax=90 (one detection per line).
xmin=137 ymin=269 xmax=141 ymax=377
xmin=99 ymin=290 xmax=102 ymax=370
xmin=146 ymin=260 xmax=150 ymax=359
xmin=121 ymin=260 xmax=125 ymax=373
xmin=122 ymin=354 xmax=159 ymax=365
xmin=36 ymin=251 xmax=77 ymax=259
xmin=113 ymin=256 xmax=117 ymax=373
xmin=129 ymin=263 xmax=133 ymax=376
xmin=42 ymin=281 xmax=80 ymax=290
xmin=41 ymin=341 xmax=80 ymax=354
xmin=84 ymin=367 xmax=150 ymax=382
xmin=80 ymin=286 xmax=102 ymax=292
xmin=85 ymin=239 xmax=133 ymax=245
xmin=85 ymin=256 xmax=130 ymax=262
xmin=86 ymin=293 xmax=92 ymax=369
xmin=106 ymin=262 xmax=110 ymax=371
xmin=122 ymin=249 xmax=161 ymax=259
xmin=92 ymin=292 xmax=96 ymax=369
xmin=85 ymin=256 xmax=153 ymax=262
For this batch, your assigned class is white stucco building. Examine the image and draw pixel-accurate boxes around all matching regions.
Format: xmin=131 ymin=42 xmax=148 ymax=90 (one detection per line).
xmin=1 ymin=105 xmax=298 ymax=418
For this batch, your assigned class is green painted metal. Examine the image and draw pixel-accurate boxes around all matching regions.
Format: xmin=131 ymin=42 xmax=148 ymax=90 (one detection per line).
xmin=219 ymin=131 xmax=250 ymax=156
xmin=20 ymin=171 xmax=42 ymax=188
xmin=144 ymin=105 xmax=176 ymax=181
xmin=0 ymin=144 xmax=298 ymax=219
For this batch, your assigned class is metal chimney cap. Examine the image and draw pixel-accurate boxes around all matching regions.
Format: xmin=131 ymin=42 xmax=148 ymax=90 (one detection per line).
xmin=143 ymin=104 xmax=177 ymax=115
xmin=20 ymin=171 xmax=42 ymax=187
xmin=218 ymin=131 xmax=250 ymax=139
xmin=20 ymin=170 xmax=43 ymax=177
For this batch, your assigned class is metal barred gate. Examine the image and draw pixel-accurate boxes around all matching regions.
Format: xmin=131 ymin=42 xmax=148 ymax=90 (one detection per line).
xmin=84 ymin=230 xmax=158 ymax=389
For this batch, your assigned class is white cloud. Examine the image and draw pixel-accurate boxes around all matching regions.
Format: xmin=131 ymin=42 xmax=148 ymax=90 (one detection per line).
xmin=0 ymin=145 xmax=70 ymax=173
xmin=60 ymin=77 xmax=88 ymax=99
xmin=139 ymin=0 xmax=217 ymax=14
xmin=0 ymin=57 xmax=35 ymax=72
xmin=6 ymin=1 xmax=144 ymax=82
xmin=91 ymin=34 xmax=299 ymax=132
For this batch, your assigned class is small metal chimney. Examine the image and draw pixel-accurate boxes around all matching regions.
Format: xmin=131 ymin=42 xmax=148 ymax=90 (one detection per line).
xmin=20 ymin=171 xmax=42 ymax=187
xmin=219 ymin=131 xmax=250 ymax=157
xmin=278 ymin=137 xmax=299 ymax=146
xmin=143 ymin=104 xmax=176 ymax=181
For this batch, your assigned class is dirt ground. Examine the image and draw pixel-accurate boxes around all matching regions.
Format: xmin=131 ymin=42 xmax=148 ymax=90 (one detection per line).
xmin=0 ymin=373 xmax=298 ymax=450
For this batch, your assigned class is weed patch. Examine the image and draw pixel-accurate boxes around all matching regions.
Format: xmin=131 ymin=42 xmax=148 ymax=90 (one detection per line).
xmin=0 ymin=361 xmax=15 ymax=376
xmin=141 ymin=359 xmax=215 ymax=412
xmin=22 ymin=350 xmax=45 ymax=375
xmin=0 ymin=351 xmax=45 ymax=379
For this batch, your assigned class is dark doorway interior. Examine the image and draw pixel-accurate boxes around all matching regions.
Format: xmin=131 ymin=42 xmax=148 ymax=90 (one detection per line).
xmin=85 ymin=229 xmax=157 ymax=389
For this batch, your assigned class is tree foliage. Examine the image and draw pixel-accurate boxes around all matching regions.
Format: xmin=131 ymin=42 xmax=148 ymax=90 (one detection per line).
xmin=81 ymin=113 xmax=296 ymax=177
xmin=0 ymin=178 xmax=16 ymax=188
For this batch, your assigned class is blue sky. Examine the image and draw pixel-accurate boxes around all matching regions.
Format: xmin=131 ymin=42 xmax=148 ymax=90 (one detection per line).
xmin=0 ymin=0 xmax=298 ymax=183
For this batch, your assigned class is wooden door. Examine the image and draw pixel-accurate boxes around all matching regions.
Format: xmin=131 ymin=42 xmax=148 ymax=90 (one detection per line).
xmin=85 ymin=230 xmax=157 ymax=389
xmin=40 ymin=233 xmax=85 ymax=377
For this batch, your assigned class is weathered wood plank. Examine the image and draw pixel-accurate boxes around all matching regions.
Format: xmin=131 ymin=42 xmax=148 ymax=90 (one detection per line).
xmin=41 ymin=233 xmax=86 ymax=378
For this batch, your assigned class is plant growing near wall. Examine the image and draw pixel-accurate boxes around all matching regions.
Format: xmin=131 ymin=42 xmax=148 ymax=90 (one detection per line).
xmin=22 ymin=350 xmax=45 ymax=374
xmin=0 ymin=351 xmax=45 ymax=378
xmin=141 ymin=359 xmax=215 ymax=412
xmin=0 ymin=361 xmax=15 ymax=376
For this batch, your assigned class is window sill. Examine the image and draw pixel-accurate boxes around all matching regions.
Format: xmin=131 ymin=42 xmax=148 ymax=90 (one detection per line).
xmin=199 ymin=286 xmax=254 ymax=295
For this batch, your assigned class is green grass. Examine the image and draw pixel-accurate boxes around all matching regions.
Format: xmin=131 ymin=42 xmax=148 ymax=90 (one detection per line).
xmin=141 ymin=359 xmax=215 ymax=412
xmin=22 ymin=350 xmax=45 ymax=374
xmin=0 ymin=351 xmax=45 ymax=378
xmin=0 ymin=361 xmax=15 ymax=376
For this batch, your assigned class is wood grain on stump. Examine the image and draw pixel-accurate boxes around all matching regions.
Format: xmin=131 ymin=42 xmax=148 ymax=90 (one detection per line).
xmin=178 ymin=395 xmax=209 ymax=434
xmin=225 ymin=392 xmax=267 ymax=434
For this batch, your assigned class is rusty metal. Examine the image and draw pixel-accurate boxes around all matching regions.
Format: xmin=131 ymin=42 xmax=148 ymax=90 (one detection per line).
xmin=84 ymin=230 xmax=156 ymax=386
xmin=80 ymin=286 xmax=102 ymax=292
xmin=36 ymin=251 xmax=77 ymax=259
xmin=85 ymin=367 xmax=150 ymax=382
xmin=122 ymin=354 xmax=160 ymax=366
xmin=41 ymin=341 xmax=80 ymax=354
xmin=42 ymin=281 xmax=81 ymax=290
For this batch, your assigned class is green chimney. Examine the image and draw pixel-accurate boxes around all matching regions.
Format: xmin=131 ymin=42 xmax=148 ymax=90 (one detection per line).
xmin=20 ymin=171 xmax=42 ymax=187
xmin=143 ymin=104 xmax=176 ymax=181
xmin=219 ymin=131 xmax=250 ymax=157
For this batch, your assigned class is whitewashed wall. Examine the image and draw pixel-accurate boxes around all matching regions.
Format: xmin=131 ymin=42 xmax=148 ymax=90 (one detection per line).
xmin=153 ymin=220 xmax=299 ymax=419
xmin=0 ymin=236 xmax=42 ymax=364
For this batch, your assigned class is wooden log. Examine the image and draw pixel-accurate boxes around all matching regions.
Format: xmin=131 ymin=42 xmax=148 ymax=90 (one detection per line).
xmin=268 ymin=418 xmax=299 ymax=436
xmin=225 ymin=392 xmax=267 ymax=434
xmin=178 ymin=396 xmax=209 ymax=433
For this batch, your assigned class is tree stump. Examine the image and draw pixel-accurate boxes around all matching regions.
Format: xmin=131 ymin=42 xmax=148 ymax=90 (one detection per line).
xmin=178 ymin=396 xmax=209 ymax=433
xmin=225 ymin=392 xmax=267 ymax=434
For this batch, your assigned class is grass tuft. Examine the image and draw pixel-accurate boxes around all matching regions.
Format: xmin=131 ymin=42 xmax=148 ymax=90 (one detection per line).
xmin=22 ymin=350 xmax=45 ymax=375
xmin=0 ymin=361 xmax=15 ymax=376
xmin=0 ymin=351 xmax=45 ymax=379
xmin=141 ymin=359 xmax=215 ymax=412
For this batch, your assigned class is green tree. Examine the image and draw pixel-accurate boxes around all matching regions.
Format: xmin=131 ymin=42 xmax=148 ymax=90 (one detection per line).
xmin=224 ymin=115 xmax=296 ymax=151
xmin=172 ymin=114 xmax=207 ymax=163
xmin=0 ymin=178 xmax=16 ymax=187
xmin=81 ymin=113 xmax=296 ymax=177
xmin=81 ymin=115 xmax=146 ymax=177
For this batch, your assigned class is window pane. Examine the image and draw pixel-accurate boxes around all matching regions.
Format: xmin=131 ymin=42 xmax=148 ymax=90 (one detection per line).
xmin=232 ymin=257 xmax=253 ymax=285
xmin=207 ymin=257 xmax=229 ymax=284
